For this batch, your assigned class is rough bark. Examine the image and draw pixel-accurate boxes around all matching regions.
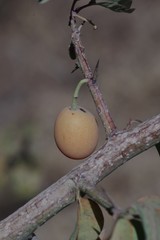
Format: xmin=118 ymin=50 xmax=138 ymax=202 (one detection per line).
xmin=0 ymin=113 xmax=160 ymax=240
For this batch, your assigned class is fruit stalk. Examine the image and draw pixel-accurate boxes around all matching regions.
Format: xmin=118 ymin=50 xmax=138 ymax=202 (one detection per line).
xmin=71 ymin=79 xmax=88 ymax=110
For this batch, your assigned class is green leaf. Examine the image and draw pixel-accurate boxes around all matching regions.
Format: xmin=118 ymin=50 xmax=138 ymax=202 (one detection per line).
xmin=129 ymin=196 xmax=160 ymax=240
xmin=155 ymin=142 xmax=160 ymax=157
xmin=110 ymin=196 xmax=160 ymax=240
xmin=37 ymin=0 xmax=49 ymax=4
xmin=90 ymin=0 xmax=134 ymax=13
xmin=37 ymin=0 xmax=135 ymax=13
xmin=70 ymin=197 xmax=104 ymax=240
xmin=109 ymin=218 xmax=138 ymax=240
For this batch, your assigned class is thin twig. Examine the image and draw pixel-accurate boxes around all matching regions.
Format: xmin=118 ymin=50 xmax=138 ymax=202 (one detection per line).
xmin=70 ymin=13 xmax=117 ymax=135
xmin=69 ymin=0 xmax=79 ymax=25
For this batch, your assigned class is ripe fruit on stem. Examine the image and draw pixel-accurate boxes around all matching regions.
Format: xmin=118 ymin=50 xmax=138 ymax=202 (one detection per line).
xmin=54 ymin=79 xmax=99 ymax=160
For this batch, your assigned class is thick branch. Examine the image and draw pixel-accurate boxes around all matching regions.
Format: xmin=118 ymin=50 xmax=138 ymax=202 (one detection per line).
xmin=0 ymin=114 xmax=160 ymax=240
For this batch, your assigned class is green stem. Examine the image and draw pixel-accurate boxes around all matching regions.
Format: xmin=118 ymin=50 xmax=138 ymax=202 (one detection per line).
xmin=71 ymin=79 xmax=88 ymax=110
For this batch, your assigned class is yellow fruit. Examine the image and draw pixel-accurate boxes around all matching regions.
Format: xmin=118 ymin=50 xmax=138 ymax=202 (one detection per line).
xmin=54 ymin=106 xmax=99 ymax=160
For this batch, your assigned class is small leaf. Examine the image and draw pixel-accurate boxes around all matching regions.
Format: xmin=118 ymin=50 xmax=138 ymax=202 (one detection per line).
xmin=155 ymin=142 xmax=160 ymax=157
xmin=109 ymin=218 xmax=138 ymax=240
xmin=110 ymin=196 xmax=160 ymax=240
xmin=92 ymin=0 xmax=135 ymax=13
xmin=70 ymin=197 xmax=104 ymax=240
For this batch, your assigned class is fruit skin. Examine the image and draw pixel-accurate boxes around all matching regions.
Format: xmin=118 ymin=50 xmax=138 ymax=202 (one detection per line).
xmin=54 ymin=106 xmax=99 ymax=160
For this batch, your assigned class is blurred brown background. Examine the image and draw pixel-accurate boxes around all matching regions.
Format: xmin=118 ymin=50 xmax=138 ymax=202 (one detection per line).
xmin=0 ymin=0 xmax=160 ymax=239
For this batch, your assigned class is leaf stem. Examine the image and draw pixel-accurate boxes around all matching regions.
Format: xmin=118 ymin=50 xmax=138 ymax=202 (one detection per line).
xmin=76 ymin=1 xmax=95 ymax=13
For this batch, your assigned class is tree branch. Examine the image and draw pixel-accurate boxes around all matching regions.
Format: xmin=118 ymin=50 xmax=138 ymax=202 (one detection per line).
xmin=0 ymin=114 xmax=160 ymax=240
xmin=1 ymin=3 xmax=159 ymax=240
xmin=70 ymin=14 xmax=117 ymax=135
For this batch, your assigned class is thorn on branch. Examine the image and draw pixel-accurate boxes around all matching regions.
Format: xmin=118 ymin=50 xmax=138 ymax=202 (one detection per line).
xmin=79 ymin=185 xmax=122 ymax=218
xmin=93 ymin=59 xmax=100 ymax=84
xmin=71 ymin=63 xmax=80 ymax=73
xmin=125 ymin=119 xmax=143 ymax=130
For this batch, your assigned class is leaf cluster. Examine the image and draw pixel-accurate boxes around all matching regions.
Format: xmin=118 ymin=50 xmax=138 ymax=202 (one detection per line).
xmin=70 ymin=195 xmax=160 ymax=240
